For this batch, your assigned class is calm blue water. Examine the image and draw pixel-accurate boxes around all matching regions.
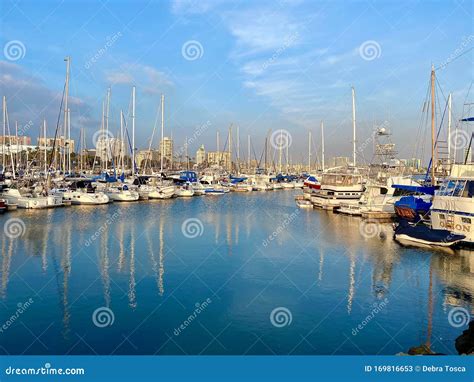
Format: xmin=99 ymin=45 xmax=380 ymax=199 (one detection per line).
xmin=0 ymin=191 xmax=472 ymax=355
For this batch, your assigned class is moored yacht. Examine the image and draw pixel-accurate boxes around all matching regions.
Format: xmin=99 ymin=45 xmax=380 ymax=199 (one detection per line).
xmin=104 ymin=184 xmax=139 ymax=202
xmin=338 ymin=176 xmax=423 ymax=218
xmin=53 ymin=180 xmax=109 ymax=205
xmin=0 ymin=186 xmax=49 ymax=209
xmin=175 ymin=183 xmax=195 ymax=197
xmin=310 ymin=173 xmax=364 ymax=211
xmin=430 ymin=164 xmax=474 ymax=244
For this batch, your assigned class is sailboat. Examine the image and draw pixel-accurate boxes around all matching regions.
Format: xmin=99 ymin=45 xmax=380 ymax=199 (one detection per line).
xmin=175 ymin=182 xmax=195 ymax=197
xmin=53 ymin=179 xmax=109 ymax=205
xmin=393 ymin=66 xmax=471 ymax=247
xmin=310 ymin=87 xmax=365 ymax=210
xmin=0 ymin=186 xmax=49 ymax=209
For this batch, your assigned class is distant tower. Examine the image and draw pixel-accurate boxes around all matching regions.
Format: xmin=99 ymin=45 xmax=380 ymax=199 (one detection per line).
xmin=196 ymin=144 xmax=206 ymax=165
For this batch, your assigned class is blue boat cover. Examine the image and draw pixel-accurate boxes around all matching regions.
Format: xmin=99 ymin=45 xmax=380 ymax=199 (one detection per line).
xmin=395 ymin=220 xmax=465 ymax=244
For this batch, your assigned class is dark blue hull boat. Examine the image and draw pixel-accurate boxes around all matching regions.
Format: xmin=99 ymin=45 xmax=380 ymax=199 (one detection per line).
xmin=394 ymin=220 xmax=465 ymax=247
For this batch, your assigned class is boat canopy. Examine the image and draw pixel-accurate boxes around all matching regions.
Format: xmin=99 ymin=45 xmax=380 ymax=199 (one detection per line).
xmin=179 ymin=171 xmax=198 ymax=182
xmin=229 ymin=176 xmax=247 ymax=184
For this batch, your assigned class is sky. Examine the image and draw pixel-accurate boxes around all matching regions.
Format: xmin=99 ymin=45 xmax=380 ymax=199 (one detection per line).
xmin=0 ymin=0 xmax=472 ymax=165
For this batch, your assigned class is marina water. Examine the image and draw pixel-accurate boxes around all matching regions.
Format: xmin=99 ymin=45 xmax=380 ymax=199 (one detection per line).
xmin=0 ymin=191 xmax=471 ymax=355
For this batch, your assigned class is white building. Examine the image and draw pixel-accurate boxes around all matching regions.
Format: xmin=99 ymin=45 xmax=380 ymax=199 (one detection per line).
xmin=196 ymin=145 xmax=206 ymax=165
xmin=159 ymin=137 xmax=173 ymax=164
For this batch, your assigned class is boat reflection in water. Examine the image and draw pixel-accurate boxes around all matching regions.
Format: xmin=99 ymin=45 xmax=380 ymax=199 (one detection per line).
xmin=0 ymin=191 xmax=472 ymax=355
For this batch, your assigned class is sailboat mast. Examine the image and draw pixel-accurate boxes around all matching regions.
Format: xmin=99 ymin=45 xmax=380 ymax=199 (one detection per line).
xmin=185 ymin=136 xmax=189 ymax=170
xmin=100 ymin=101 xmax=105 ymax=170
xmin=430 ymin=65 xmax=436 ymax=184
xmin=228 ymin=125 xmax=232 ymax=172
xmin=351 ymin=86 xmax=356 ymax=168
xmin=308 ymin=130 xmax=311 ymax=172
xmin=15 ymin=121 xmax=18 ymax=170
xmin=79 ymin=127 xmax=83 ymax=173
xmin=67 ymin=108 xmax=71 ymax=173
xmin=160 ymin=94 xmax=164 ymax=173
xmin=120 ymin=110 xmax=124 ymax=172
xmin=321 ymin=121 xmax=325 ymax=172
xmin=278 ymin=129 xmax=282 ymax=173
xmin=132 ymin=85 xmax=136 ymax=175
xmin=237 ymin=125 xmax=240 ymax=169
xmin=448 ymin=93 xmax=452 ymax=163
xmin=286 ymin=131 xmax=289 ymax=173
xmin=63 ymin=56 xmax=70 ymax=174
xmin=43 ymin=119 xmax=47 ymax=174
xmin=105 ymin=87 xmax=111 ymax=171
xmin=2 ymin=96 xmax=5 ymax=172
xmin=247 ymin=134 xmax=251 ymax=171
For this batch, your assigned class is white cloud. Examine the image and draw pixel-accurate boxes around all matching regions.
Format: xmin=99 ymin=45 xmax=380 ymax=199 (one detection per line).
xmin=171 ymin=0 xmax=225 ymax=15
xmin=105 ymin=64 xmax=173 ymax=94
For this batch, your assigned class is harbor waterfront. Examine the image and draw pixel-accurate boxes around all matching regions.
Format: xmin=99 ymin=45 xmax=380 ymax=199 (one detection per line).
xmin=0 ymin=190 xmax=472 ymax=355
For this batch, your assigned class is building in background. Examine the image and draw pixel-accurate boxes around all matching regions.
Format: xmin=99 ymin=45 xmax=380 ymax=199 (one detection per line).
xmin=159 ymin=136 xmax=173 ymax=166
xmin=0 ymin=135 xmax=31 ymax=145
xmin=37 ymin=136 xmax=75 ymax=153
xmin=196 ymin=145 xmax=206 ymax=166
xmin=207 ymin=151 xmax=231 ymax=169
xmin=94 ymin=137 xmax=123 ymax=161
xmin=136 ymin=149 xmax=160 ymax=168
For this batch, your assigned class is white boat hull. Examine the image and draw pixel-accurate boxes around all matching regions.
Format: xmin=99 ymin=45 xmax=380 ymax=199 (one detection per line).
xmin=62 ymin=191 xmax=110 ymax=205
xmin=148 ymin=186 xmax=176 ymax=199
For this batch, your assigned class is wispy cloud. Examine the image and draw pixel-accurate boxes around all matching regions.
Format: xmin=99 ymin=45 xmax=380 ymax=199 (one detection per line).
xmin=105 ymin=63 xmax=174 ymax=94
xmin=0 ymin=60 xmax=95 ymax=132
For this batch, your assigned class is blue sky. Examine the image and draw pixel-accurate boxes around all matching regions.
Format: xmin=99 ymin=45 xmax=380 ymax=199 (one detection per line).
xmin=0 ymin=0 xmax=472 ymax=163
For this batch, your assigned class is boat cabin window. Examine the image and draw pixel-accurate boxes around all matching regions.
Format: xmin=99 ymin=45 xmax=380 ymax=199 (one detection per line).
xmin=439 ymin=214 xmax=445 ymax=219
xmin=463 ymin=180 xmax=474 ymax=198
xmin=438 ymin=180 xmax=456 ymax=196
xmin=461 ymin=217 xmax=471 ymax=224
xmin=453 ymin=180 xmax=466 ymax=197
xmin=380 ymin=187 xmax=388 ymax=195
